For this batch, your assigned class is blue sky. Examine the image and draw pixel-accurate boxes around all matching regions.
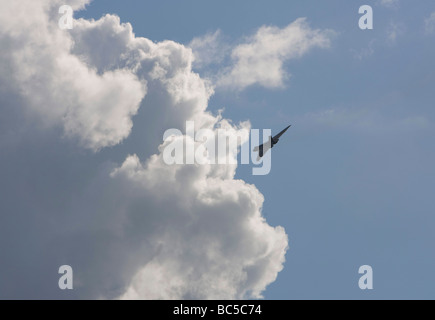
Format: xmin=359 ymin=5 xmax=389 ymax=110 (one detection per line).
xmin=1 ymin=0 xmax=434 ymax=299
xmin=76 ymin=0 xmax=435 ymax=299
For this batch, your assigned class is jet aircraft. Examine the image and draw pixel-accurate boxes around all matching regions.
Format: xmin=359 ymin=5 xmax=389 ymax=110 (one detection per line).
xmin=253 ymin=125 xmax=291 ymax=160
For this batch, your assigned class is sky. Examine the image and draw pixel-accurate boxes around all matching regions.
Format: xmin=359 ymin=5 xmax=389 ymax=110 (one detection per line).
xmin=1 ymin=0 xmax=434 ymax=299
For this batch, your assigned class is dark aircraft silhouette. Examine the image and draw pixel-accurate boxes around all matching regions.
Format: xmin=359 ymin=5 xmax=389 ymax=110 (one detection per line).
xmin=253 ymin=125 xmax=291 ymax=160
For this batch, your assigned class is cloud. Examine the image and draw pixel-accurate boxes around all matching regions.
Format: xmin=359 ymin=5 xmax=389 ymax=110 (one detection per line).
xmin=0 ymin=0 xmax=288 ymax=299
xmin=189 ymin=30 xmax=230 ymax=70
xmin=189 ymin=19 xmax=334 ymax=91
xmin=425 ymin=12 xmax=435 ymax=34
xmin=0 ymin=1 xmax=146 ymax=151
xmin=351 ymin=20 xmax=403 ymax=60
xmin=113 ymin=153 xmax=288 ymax=299
xmin=219 ymin=19 xmax=333 ymax=90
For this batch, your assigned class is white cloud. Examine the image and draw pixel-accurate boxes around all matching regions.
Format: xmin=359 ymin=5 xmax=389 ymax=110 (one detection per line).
xmin=425 ymin=12 xmax=435 ymax=34
xmin=0 ymin=1 xmax=146 ymax=151
xmin=0 ymin=0 xmax=288 ymax=299
xmin=189 ymin=30 xmax=230 ymax=70
xmin=218 ymin=19 xmax=333 ymax=90
xmin=112 ymin=153 xmax=287 ymax=299
xmin=188 ymin=19 xmax=334 ymax=91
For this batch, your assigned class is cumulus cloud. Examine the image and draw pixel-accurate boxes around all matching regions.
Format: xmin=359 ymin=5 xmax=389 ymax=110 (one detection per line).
xmin=113 ymin=153 xmax=287 ymax=299
xmin=0 ymin=0 xmax=288 ymax=299
xmin=0 ymin=0 xmax=146 ymax=151
xmin=189 ymin=19 xmax=334 ymax=91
